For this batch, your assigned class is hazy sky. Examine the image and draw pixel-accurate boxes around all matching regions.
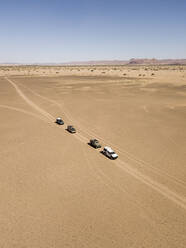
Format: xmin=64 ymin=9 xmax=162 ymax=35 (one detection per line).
xmin=1 ymin=0 xmax=186 ymax=63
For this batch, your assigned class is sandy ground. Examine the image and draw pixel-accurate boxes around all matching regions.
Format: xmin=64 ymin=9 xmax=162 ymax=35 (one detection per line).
xmin=0 ymin=66 xmax=186 ymax=247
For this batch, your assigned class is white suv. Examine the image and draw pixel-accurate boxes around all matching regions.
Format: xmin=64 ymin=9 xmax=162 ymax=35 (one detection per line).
xmin=102 ymin=146 xmax=118 ymax=160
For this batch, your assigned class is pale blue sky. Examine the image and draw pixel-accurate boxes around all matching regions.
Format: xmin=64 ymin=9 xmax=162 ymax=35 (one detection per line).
xmin=0 ymin=0 xmax=186 ymax=63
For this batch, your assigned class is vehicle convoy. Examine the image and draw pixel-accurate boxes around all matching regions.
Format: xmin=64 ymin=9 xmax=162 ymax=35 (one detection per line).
xmin=102 ymin=146 xmax=118 ymax=160
xmin=56 ymin=117 xmax=64 ymax=125
xmin=89 ymin=139 xmax=101 ymax=149
xmin=55 ymin=117 xmax=117 ymax=160
xmin=67 ymin=125 xmax=76 ymax=133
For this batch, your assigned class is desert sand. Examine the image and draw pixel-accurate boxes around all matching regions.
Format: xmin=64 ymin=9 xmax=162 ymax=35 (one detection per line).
xmin=0 ymin=65 xmax=186 ymax=247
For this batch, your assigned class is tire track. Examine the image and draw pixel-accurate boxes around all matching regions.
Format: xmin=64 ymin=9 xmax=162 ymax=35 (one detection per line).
xmin=81 ymin=144 xmax=160 ymax=227
xmin=63 ymin=111 xmax=186 ymax=189
xmin=8 ymin=81 xmax=159 ymax=221
xmin=19 ymin=81 xmax=186 ymax=195
xmin=116 ymin=159 xmax=186 ymax=210
xmin=52 ymin=100 xmax=186 ymax=189
xmin=5 ymin=77 xmax=54 ymax=121
xmin=19 ymin=83 xmax=65 ymax=109
xmin=9 ymin=77 xmax=186 ymax=211
xmin=0 ymin=104 xmax=47 ymax=122
xmin=32 ymin=88 xmax=184 ymax=189
xmin=5 ymin=77 xmax=87 ymax=145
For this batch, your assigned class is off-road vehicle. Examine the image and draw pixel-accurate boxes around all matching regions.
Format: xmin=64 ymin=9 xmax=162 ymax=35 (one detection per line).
xmin=67 ymin=125 xmax=76 ymax=133
xmin=89 ymin=139 xmax=101 ymax=149
xmin=56 ymin=117 xmax=64 ymax=125
xmin=102 ymin=146 xmax=118 ymax=160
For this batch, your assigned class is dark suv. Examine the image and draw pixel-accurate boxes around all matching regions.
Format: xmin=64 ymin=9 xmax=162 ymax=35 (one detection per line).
xmin=89 ymin=139 xmax=101 ymax=149
xmin=67 ymin=125 xmax=76 ymax=133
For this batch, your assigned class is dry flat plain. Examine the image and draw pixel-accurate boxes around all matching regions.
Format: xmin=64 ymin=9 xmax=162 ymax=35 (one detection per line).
xmin=0 ymin=65 xmax=186 ymax=247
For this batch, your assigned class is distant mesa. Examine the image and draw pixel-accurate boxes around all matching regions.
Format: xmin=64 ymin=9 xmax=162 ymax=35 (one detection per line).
xmin=128 ymin=58 xmax=186 ymax=65
xmin=61 ymin=58 xmax=186 ymax=65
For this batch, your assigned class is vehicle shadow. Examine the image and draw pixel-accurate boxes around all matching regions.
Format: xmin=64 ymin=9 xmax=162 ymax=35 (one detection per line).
xmin=87 ymin=143 xmax=102 ymax=150
xmin=55 ymin=121 xmax=64 ymax=126
xmin=99 ymin=151 xmax=117 ymax=160
xmin=66 ymin=128 xmax=76 ymax=134
xmin=100 ymin=150 xmax=108 ymax=158
xmin=87 ymin=142 xmax=97 ymax=149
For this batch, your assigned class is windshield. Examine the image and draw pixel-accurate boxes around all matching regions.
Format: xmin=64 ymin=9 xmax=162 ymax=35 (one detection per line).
xmin=109 ymin=151 xmax=115 ymax=154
